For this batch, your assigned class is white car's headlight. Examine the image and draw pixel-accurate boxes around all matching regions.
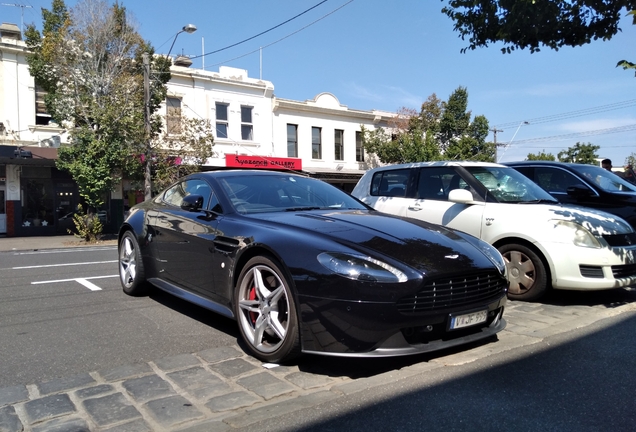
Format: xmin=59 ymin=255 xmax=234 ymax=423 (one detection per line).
xmin=552 ymin=220 xmax=601 ymax=248
xmin=317 ymin=252 xmax=408 ymax=283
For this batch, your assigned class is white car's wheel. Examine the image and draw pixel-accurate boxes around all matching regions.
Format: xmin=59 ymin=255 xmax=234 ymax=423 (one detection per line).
xmin=499 ymin=243 xmax=548 ymax=301
xmin=235 ymin=256 xmax=301 ymax=363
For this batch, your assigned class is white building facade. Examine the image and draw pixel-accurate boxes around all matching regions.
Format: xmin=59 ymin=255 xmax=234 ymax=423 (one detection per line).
xmin=0 ymin=25 xmax=393 ymax=236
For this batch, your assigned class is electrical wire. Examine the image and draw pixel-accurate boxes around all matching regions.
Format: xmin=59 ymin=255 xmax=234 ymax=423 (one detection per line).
xmin=189 ymin=0 xmax=329 ymax=60
xmin=494 ymin=99 xmax=636 ymax=129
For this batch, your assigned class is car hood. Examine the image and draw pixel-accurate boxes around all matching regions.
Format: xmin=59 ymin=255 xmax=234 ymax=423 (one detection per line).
xmin=508 ymin=202 xmax=633 ymax=235
xmin=248 ymin=210 xmax=498 ymax=274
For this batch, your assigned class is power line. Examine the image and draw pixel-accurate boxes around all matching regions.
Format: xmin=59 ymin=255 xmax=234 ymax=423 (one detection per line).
xmin=508 ymin=123 xmax=636 ymax=145
xmin=206 ymin=0 xmax=354 ymax=69
xmin=189 ymin=0 xmax=329 ymax=60
xmin=494 ymin=99 xmax=636 ymax=129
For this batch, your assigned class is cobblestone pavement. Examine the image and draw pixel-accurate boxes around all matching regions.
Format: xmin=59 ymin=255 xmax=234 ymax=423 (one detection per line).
xmin=2 ymin=235 xmax=635 ymax=431
xmin=1 ymin=286 xmax=635 ymax=432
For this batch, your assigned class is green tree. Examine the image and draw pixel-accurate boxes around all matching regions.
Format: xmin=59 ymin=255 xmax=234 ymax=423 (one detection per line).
xmin=557 ymin=142 xmax=600 ymax=164
xmin=151 ymin=117 xmax=216 ymax=192
xmin=527 ymin=150 xmax=556 ymax=161
xmin=617 ymin=10 xmax=636 ymax=75
xmin=442 ymin=0 xmax=635 ymax=54
xmin=24 ymin=0 xmax=171 ymax=211
xmin=361 ymin=87 xmax=494 ymax=164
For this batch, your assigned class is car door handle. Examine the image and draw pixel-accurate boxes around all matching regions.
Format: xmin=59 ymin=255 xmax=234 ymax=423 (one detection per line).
xmin=408 ymin=205 xmax=422 ymax=211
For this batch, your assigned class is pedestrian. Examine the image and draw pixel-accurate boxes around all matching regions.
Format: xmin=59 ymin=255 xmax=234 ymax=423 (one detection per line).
xmin=601 ymin=159 xmax=613 ymax=171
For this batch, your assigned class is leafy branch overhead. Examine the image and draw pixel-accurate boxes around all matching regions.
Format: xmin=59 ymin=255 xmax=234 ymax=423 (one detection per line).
xmin=442 ymin=0 xmax=636 ymax=54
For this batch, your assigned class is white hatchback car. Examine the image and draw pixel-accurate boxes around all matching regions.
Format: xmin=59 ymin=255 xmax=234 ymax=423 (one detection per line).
xmin=352 ymin=161 xmax=636 ymax=301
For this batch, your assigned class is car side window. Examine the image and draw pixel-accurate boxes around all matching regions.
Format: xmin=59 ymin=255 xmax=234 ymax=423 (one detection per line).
xmin=370 ymin=169 xmax=410 ymax=197
xmin=163 ymin=179 xmax=212 ymax=209
xmin=416 ymin=167 xmax=456 ymax=200
xmin=536 ymin=168 xmax=581 ymax=194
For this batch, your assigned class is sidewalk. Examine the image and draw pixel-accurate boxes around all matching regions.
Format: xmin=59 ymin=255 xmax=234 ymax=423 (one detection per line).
xmin=0 ymin=234 xmax=117 ymax=252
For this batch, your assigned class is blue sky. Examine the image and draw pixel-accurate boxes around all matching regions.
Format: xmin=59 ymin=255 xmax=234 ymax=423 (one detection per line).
xmin=5 ymin=0 xmax=635 ymax=165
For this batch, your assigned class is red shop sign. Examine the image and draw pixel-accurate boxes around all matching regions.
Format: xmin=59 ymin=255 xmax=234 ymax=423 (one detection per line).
xmin=225 ymin=154 xmax=302 ymax=170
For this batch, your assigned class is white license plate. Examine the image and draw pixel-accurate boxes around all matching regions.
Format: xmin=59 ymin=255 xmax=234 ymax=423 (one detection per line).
xmin=449 ymin=310 xmax=488 ymax=330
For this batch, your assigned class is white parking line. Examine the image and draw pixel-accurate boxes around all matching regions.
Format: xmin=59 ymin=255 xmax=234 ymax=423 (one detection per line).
xmin=76 ymin=278 xmax=104 ymax=291
xmin=31 ymin=274 xmax=118 ymax=291
xmin=13 ymin=247 xmax=116 ymax=255
xmin=13 ymin=260 xmax=117 ymax=270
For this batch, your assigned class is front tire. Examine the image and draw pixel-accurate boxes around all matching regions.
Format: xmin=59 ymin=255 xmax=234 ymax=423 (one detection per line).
xmin=119 ymin=231 xmax=148 ymax=296
xmin=235 ymin=256 xmax=301 ymax=363
xmin=499 ymin=243 xmax=548 ymax=301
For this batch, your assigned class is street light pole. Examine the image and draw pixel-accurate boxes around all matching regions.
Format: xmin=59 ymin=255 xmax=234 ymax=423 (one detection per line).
xmin=143 ymin=53 xmax=152 ymax=201
xmin=167 ymin=24 xmax=197 ymax=59
xmin=497 ymin=121 xmax=529 ymax=162
xmin=141 ymin=24 xmax=197 ymax=202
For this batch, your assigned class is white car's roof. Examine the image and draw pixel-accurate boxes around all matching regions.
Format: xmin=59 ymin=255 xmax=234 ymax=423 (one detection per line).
xmin=368 ymin=161 xmax=506 ymax=172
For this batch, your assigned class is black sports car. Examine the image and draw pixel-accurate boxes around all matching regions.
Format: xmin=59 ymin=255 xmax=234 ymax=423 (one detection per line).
xmin=118 ymin=170 xmax=508 ymax=363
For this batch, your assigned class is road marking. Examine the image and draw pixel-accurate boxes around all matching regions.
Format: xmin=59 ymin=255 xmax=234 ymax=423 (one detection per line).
xmin=76 ymin=278 xmax=103 ymax=291
xmin=13 ymin=247 xmax=116 ymax=255
xmin=31 ymin=274 xmax=118 ymax=292
xmin=13 ymin=260 xmax=117 ymax=270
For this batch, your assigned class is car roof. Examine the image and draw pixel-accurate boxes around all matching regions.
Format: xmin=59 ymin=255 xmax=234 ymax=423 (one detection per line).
xmin=190 ymin=169 xmax=307 ymax=179
xmin=364 ymin=161 xmax=506 ymax=173
xmin=503 ymin=161 xmax=594 ymax=169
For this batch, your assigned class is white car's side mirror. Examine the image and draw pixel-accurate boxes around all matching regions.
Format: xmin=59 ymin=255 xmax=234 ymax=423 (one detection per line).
xmin=448 ymin=188 xmax=474 ymax=204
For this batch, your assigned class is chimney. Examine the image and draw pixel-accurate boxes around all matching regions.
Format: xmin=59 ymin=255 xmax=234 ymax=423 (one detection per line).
xmin=174 ymin=55 xmax=192 ymax=68
xmin=0 ymin=23 xmax=22 ymax=40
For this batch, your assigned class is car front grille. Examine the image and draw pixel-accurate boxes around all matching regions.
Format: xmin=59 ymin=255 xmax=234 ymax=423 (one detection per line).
xmin=612 ymin=263 xmax=636 ymax=279
xmin=603 ymin=233 xmax=636 ymax=247
xmin=397 ymin=271 xmax=507 ymax=314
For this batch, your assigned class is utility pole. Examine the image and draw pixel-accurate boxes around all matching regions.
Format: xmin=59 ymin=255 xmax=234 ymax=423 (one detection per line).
xmin=1 ymin=3 xmax=32 ymax=34
xmin=143 ymin=53 xmax=152 ymax=201
xmin=490 ymin=127 xmax=503 ymax=161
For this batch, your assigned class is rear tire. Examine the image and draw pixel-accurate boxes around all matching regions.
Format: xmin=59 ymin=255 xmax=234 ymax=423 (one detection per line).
xmin=119 ymin=231 xmax=148 ymax=296
xmin=499 ymin=243 xmax=548 ymax=301
xmin=235 ymin=256 xmax=301 ymax=363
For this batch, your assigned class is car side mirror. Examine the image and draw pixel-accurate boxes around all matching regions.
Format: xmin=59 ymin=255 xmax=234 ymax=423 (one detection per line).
xmin=181 ymin=194 xmax=204 ymax=212
xmin=566 ymin=185 xmax=592 ymax=198
xmin=448 ymin=188 xmax=474 ymax=204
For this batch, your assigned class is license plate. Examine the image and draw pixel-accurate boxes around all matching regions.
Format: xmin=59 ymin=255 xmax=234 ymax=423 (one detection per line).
xmin=449 ymin=310 xmax=488 ymax=330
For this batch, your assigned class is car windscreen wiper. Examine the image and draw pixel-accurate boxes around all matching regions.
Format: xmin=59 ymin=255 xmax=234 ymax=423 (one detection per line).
xmin=284 ymin=206 xmax=324 ymax=212
xmin=517 ymin=199 xmax=559 ymax=204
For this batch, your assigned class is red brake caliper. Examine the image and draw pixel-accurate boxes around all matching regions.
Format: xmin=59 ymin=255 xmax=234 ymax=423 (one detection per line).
xmin=249 ymin=286 xmax=258 ymax=324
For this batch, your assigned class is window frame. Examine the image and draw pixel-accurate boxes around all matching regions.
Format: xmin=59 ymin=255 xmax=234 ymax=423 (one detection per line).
xmin=355 ymin=131 xmax=364 ymax=162
xmin=241 ymin=106 xmax=253 ymax=141
xmin=166 ymin=97 xmax=182 ymax=135
xmin=312 ymin=127 xmax=322 ymax=160
xmin=334 ymin=129 xmax=344 ymax=161
xmin=215 ymin=102 xmax=229 ymax=139
xmin=287 ymin=124 xmax=298 ymax=158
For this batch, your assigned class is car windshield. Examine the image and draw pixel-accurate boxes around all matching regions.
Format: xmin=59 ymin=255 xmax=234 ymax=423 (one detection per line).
xmin=219 ymin=174 xmax=367 ymax=214
xmin=465 ymin=166 xmax=557 ymax=203
xmin=570 ymin=165 xmax=636 ymax=193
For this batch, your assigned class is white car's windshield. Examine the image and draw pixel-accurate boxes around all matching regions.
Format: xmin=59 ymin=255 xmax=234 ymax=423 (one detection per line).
xmin=570 ymin=165 xmax=636 ymax=193
xmin=465 ymin=166 xmax=558 ymax=203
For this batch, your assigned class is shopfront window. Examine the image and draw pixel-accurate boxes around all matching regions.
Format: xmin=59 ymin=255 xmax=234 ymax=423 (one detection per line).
xmin=21 ymin=167 xmax=54 ymax=228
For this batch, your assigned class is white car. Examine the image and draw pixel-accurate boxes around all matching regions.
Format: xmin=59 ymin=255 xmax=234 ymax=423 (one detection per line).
xmin=352 ymin=161 xmax=636 ymax=301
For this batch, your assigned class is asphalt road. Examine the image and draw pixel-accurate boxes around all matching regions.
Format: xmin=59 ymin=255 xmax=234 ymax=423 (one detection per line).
xmin=0 ymin=246 xmax=238 ymax=388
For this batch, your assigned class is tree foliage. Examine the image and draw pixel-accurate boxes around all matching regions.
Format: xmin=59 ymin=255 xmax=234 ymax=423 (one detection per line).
xmin=442 ymin=0 xmax=636 ymax=54
xmin=361 ymin=87 xmax=495 ymax=164
xmin=526 ymin=150 xmax=556 ymax=161
xmin=24 ymin=0 xmax=172 ymax=209
xmin=557 ymin=142 xmax=600 ymax=164
xmin=150 ymin=117 xmax=216 ymax=192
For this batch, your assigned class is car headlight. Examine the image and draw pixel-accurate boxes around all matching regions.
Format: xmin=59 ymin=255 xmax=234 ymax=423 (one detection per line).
xmin=552 ymin=220 xmax=601 ymax=248
xmin=317 ymin=252 xmax=408 ymax=283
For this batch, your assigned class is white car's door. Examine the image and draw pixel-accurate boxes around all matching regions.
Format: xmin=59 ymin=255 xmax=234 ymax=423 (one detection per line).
xmin=404 ymin=167 xmax=488 ymax=239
